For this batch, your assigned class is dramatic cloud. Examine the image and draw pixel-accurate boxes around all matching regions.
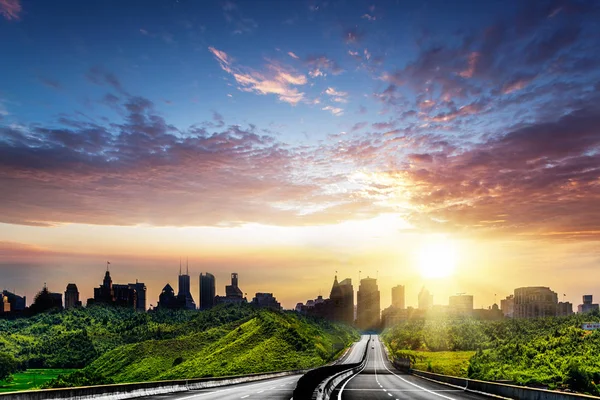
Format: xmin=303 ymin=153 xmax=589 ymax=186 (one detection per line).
xmin=0 ymin=0 xmax=20 ymax=20
xmin=209 ymin=47 xmax=307 ymax=105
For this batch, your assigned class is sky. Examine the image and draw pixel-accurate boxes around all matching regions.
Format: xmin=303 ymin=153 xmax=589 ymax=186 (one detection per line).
xmin=1 ymin=0 xmax=600 ymax=310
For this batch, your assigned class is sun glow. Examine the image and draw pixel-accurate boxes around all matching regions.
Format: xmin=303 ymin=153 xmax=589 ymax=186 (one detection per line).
xmin=418 ymin=235 xmax=457 ymax=278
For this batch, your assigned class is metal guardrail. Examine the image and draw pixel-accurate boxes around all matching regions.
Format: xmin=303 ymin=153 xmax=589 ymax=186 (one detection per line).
xmin=0 ymin=369 xmax=309 ymax=400
xmin=291 ymin=336 xmax=370 ymax=400
xmin=387 ymin=352 xmax=599 ymax=400
xmin=411 ymin=370 xmax=600 ymax=400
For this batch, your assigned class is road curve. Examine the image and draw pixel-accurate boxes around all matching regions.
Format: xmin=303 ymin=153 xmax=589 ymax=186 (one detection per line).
xmin=137 ymin=335 xmax=370 ymax=400
xmin=333 ymin=335 xmax=490 ymax=400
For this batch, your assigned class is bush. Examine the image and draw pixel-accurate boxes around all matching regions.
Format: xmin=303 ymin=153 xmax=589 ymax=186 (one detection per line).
xmin=0 ymin=352 xmax=17 ymax=381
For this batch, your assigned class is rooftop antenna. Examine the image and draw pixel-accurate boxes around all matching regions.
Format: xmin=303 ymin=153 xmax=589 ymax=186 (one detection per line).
xmin=186 ymin=257 xmax=189 ymax=275
xmin=106 ymin=260 xmax=110 ymax=272
xmin=179 ymin=258 xmax=182 ymax=276
xmin=359 ymin=270 xmax=361 ymax=281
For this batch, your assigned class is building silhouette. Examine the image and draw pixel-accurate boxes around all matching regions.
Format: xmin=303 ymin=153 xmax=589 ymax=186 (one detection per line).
xmin=89 ymin=267 xmax=142 ymax=310
xmin=514 ymin=286 xmax=558 ymax=318
xmin=500 ymin=294 xmax=514 ymax=317
xmin=2 ymin=294 xmax=9 ymax=314
xmin=1 ymin=290 xmax=26 ymax=314
xmin=30 ymin=285 xmax=63 ymax=314
xmin=199 ymin=273 xmax=216 ymax=310
xmin=356 ymin=276 xmax=380 ymax=331
xmin=157 ymin=283 xmax=180 ymax=309
xmin=129 ymin=281 xmax=146 ymax=312
xmin=215 ymin=273 xmax=246 ymax=304
xmin=252 ymin=293 xmax=281 ymax=310
xmin=391 ymin=285 xmax=405 ymax=309
xmin=329 ymin=276 xmax=354 ymax=325
xmin=449 ymin=294 xmax=474 ymax=316
xmin=381 ymin=284 xmax=408 ymax=328
xmin=64 ymin=283 xmax=81 ymax=309
xmin=557 ymin=301 xmax=574 ymax=316
xmin=418 ymin=287 xmax=433 ymax=310
xmin=177 ymin=260 xmax=196 ymax=310
xmin=578 ymin=295 xmax=599 ymax=314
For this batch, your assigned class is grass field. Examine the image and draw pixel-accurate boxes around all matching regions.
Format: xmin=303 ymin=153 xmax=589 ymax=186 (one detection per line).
xmin=0 ymin=369 xmax=78 ymax=393
xmin=399 ymin=350 xmax=476 ymax=377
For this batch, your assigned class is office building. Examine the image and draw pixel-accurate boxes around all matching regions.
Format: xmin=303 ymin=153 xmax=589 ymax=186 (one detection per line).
xmin=578 ymin=295 xmax=599 ymax=314
xmin=500 ymin=294 xmax=514 ymax=318
xmin=64 ymin=283 xmax=81 ymax=309
xmin=129 ymin=281 xmax=146 ymax=311
xmin=177 ymin=261 xmax=196 ymax=310
xmin=418 ymin=287 xmax=433 ymax=310
xmin=215 ymin=273 xmax=246 ymax=304
xmin=1 ymin=290 xmax=26 ymax=313
xmin=557 ymin=301 xmax=574 ymax=316
xmin=157 ymin=283 xmax=179 ymax=309
xmin=356 ymin=277 xmax=380 ymax=331
xmin=329 ymin=276 xmax=354 ymax=325
xmin=514 ymin=287 xmax=558 ymax=318
xmin=199 ymin=272 xmax=216 ymax=310
xmin=391 ymin=285 xmax=405 ymax=309
xmin=449 ymin=294 xmax=474 ymax=316
xmin=90 ymin=267 xmax=141 ymax=309
xmin=251 ymin=293 xmax=281 ymax=310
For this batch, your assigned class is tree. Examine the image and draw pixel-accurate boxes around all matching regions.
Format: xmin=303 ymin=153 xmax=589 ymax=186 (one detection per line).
xmin=0 ymin=352 xmax=17 ymax=382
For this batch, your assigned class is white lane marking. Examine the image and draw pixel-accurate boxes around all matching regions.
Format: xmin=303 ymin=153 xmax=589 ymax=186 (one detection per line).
xmin=176 ymin=375 xmax=298 ymax=399
xmin=257 ymin=390 xmax=264 ymax=393
xmin=241 ymin=396 xmax=249 ymax=399
xmin=388 ymin=394 xmax=392 ymax=397
xmin=337 ymin=336 xmax=370 ymax=400
xmin=375 ymin=336 xmax=457 ymax=400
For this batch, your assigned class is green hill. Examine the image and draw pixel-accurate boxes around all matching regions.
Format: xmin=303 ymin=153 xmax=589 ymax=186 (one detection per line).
xmin=382 ymin=312 xmax=600 ymax=395
xmin=0 ymin=304 xmax=358 ymax=388
xmin=87 ymin=309 xmax=356 ymax=382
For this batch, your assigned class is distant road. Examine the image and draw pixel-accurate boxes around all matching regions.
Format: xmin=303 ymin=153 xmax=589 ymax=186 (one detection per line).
xmin=138 ymin=335 xmax=370 ymax=400
xmin=332 ymin=335 xmax=490 ymax=400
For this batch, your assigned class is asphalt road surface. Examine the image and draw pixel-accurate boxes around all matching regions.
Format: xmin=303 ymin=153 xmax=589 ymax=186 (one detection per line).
xmin=139 ymin=335 xmax=370 ymax=400
xmin=332 ymin=336 xmax=491 ymax=400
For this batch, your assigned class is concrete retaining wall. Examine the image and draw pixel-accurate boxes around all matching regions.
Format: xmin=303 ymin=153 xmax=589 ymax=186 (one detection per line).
xmin=412 ymin=369 xmax=600 ymax=400
xmin=0 ymin=370 xmax=305 ymax=400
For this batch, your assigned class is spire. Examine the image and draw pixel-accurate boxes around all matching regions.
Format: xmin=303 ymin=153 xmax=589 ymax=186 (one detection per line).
xmin=179 ymin=258 xmax=182 ymax=276
xmin=186 ymin=257 xmax=189 ymax=275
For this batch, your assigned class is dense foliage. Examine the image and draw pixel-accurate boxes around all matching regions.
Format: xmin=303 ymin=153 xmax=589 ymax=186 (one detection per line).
xmin=0 ymin=353 xmax=17 ymax=382
xmin=382 ymin=312 xmax=600 ymax=395
xmin=0 ymin=304 xmax=358 ymax=388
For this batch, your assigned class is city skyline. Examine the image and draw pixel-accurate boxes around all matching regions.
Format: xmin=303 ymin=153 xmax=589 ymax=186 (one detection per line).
xmin=1 ymin=0 xmax=599 ymax=311
xmin=1 ymin=260 xmax=597 ymax=313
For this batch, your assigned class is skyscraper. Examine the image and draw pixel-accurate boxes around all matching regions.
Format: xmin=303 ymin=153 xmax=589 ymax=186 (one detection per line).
xmin=356 ymin=277 xmax=380 ymax=331
xmin=329 ymin=276 xmax=354 ymax=325
xmin=391 ymin=285 xmax=405 ymax=309
xmin=129 ymin=281 xmax=146 ymax=312
xmin=64 ymin=283 xmax=80 ymax=309
xmin=199 ymin=272 xmax=216 ymax=310
xmin=177 ymin=260 xmax=196 ymax=310
xmin=418 ymin=287 xmax=433 ymax=310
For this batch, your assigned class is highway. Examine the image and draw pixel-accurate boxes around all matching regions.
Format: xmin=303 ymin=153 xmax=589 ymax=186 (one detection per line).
xmin=139 ymin=335 xmax=370 ymax=400
xmin=333 ymin=336 xmax=490 ymax=400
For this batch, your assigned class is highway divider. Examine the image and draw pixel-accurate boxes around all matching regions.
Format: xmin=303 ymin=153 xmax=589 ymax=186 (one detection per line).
xmin=0 ymin=370 xmax=307 ymax=400
xmin=388 ymin=355 xmax=599 ymax=400
xmin=292 ymin=336 xmax=370 ymax=400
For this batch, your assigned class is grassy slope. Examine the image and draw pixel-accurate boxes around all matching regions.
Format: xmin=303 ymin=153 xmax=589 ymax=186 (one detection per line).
xmin=0 ymin=369 xmax=76 ymax=393
xmin=382 ymin=313 xmax=600 ymax=394
xmin=395 ymin=350 xmax=475 ymax=377
xmin=87 ymin=310 xmax=358 ymax=383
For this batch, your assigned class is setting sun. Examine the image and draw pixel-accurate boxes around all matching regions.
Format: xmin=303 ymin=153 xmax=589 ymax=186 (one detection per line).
xmin=418 ymin=236 xmax=457 ymax=278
